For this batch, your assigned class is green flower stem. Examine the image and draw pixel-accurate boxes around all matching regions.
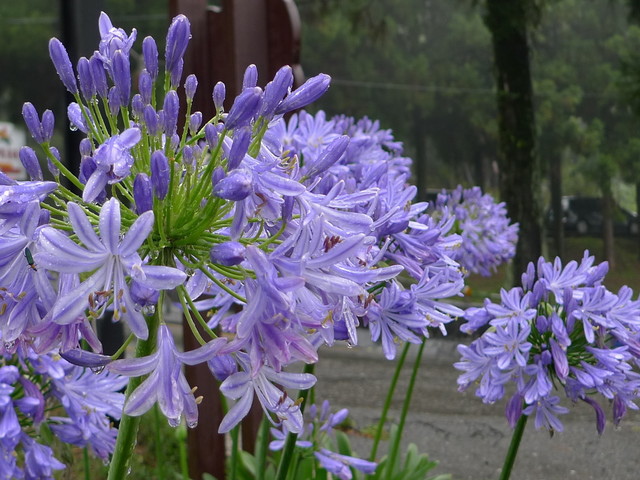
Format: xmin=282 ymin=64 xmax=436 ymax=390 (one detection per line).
xmin=177 ymin=289 xmax=206 ymax=346
xmin=255 ymin=415 xmax=270 ymax=480
xmin=110 ymin=333 xmax=135 ymax=360
xmin=274 ymin=363 xmax=315 ymax=480
xmin=107 ymin=295 xmax=163 ymax=480
xmin=385 ymin=340 xmax=425 ymax=480
xmin=153 ymin=405 xmax=166 ymax=480
xmin=499 ymin=412 xmax=528 ymax=480
xmin=177 ymin=285 xmax=218 ymax=340
xmin=41 ymin=143 xmax=84 ymax=191
xmin=369 ymin=341 xmax=411 ymax=462
xmin=83 ymin=447 xmax=90 ymax=480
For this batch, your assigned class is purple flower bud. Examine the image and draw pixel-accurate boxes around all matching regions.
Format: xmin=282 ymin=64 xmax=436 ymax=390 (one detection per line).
xmin=132 ymin=94 xmax=145 ymax=118
xmin=90 ymin=55 xmax=108 ymax=98
xmin=306 ymin=135 xmax=349 ymax=177
xmin=582 ymin=397 xmax=606 ymax=435
xmin=210 ymin=241 xmax=246 ymax=266
xmin=613 ymin=395 xmax=626 ymax=426
xmin=48 ymin=147 xmax=60 ymax=178
xmin=48 ymin=38 xmax=78 ymax=94
xmin=139 ymin=69 xmax=153 ymax=104
xmin=225 ymin=87 xmax=262 ymax=130
xmin=207 ymin=354 xmax=237 ymax=382
xmin=213 ymin=168 xmax=252 ymax=201
xmin=550 ymin=338 xmax=568 ymax=381
xmin=211 ymin=166 xmax=225 ymax=189
xmin=143 ymin=36 xmax=159 ymax=80
xmin=213 ymin=82 xmax=226 ymax=111
xmin=205 ymin=123 xmax=221 ymax=149
xmin=80 ymin=156 xmax=97 ymax=184
xmin=19 ymin=147 xmax=43 ymax=181
xmin=163 ymin=90 xmax=179 ymax=135
xmin=39 ymin=208 xmax=50 ymax=226
xmin=170 ymin=59 xmax=184 ymax=89
xmin=170 ymin=133 xmax=180 ymax=151
xmin=77 ymin=57 xmax=96 ymax=100
xmin=130 ymin=279 xmax=160 ymax=307
xmin=41 ymin=110 xmax=55 ymax=142
xmin=282 ymin=195 xmax=294 ymax=223
xmin=22 ymin=102 xmax=47 ymax=143
xmin=60 ymin=349 xmax=113 ymax=368
xmin=165 ymin=15 xmax=190 ymax=82
xmin=150 ymin=150 xmax=169 ymax=199
xmin=112 ymin=50 xmax=131 ymax=106
xmin=189 ymin=112 xmax=202 ymax=136
xmin=227 ymin=126 xmax=251 ymax=170
xmin=242 ymin=64 xmax=258 ymax=89
xmin=79 ymin=138 xmax=93 ymax=157
xmin=260 ymin=65 xmax=293 ymax=117
xmin=182 ymin=145 xmax=194 ymax=168
xmin=108 ymin=87 xmax=121 ymax=115
xmin=185 ymin=74 xmax=198 ymax=101
xmin=144 ymin=105 xmax=160 ymax=136
xmin=134 ymin=173 xmax=153 ymax=214
xmin=275 ymin=73 xmax=331 ymax=115
xmin=68 ymin=103 xmax=89 ymax=133
xmin=505 ymin=393 xmax=523 ymax=428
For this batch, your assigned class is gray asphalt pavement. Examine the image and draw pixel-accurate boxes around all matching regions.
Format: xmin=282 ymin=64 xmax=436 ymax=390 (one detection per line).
xmin=313 ymin=333 xmax=640 ymax=480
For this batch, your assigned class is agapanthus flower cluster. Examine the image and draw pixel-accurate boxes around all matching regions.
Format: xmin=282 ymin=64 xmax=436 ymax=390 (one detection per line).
xmin=455 ymin=251 xmax=640 ymax=434
xmin=269 ymin=400 xmax=377 ymax=480
xmin=8 ymin=11 xmax=481 ymax=472
xmin=430 ymin=185 xmax=518 ymax=276
xmin=0 ymin=347 xmax=126 ymax=478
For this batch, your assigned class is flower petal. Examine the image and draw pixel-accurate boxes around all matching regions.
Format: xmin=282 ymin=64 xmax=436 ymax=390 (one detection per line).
xmin=99 ymin=198 xmax=121 ymax=254
xmin=119 ymin=210 xmax=154 ymax=257
xmin=67 ymin=202 xmax=104 ymax=252
xmin=124 ymin=370 xmax=160 ymax=417
xmin=218 ymin=388 xmax=253 ymax=433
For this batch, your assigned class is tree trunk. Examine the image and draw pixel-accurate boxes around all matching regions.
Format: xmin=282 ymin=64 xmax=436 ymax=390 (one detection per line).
xmin=602 ymin=185 xmax=615 ymax=269
xmin=485 ymin=0 xmax=542 ymax=279
xmin=549 ymin=153 xmax=564 ymax=257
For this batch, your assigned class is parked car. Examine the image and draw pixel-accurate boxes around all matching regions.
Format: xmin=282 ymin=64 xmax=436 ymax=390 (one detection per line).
xmin=547 ymin=196 xmax=639 ymax=236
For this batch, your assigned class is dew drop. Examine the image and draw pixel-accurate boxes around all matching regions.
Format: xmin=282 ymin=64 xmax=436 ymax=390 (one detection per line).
xmin=187 ymin=420 xmax=198 ymax=428
xmin=142 ymin=305 xmax=156 ymax=316
xmin=91 ymin=366 xmax=105 ymax=374
xmin=4 ymin=341 xmax=15 ymax=350
xmin=346 ymin=342 xmax=354 ymax=349
xmin=69 ymin=124 xmax=78 ymax=132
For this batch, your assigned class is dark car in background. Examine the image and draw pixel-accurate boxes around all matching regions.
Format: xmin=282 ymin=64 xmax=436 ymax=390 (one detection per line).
xmin=547 ymin=196 xmax=639 ymax=236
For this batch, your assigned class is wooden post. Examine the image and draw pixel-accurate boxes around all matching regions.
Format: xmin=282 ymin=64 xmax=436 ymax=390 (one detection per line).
xmin=167 ymin=1 xmax=304 ymax=478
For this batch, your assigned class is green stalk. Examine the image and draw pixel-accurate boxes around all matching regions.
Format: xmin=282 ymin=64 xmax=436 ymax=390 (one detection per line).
xmin=499 ymin=413 xmax=528 ymax=480
xmin=255 ymin=415 xmax=270 ymax=480
xmin=83 ymin=447 xmax=91 ymax=480
xmin=274 ymin=363 xmax=315 ymax=480
xmin=153 ymin=405 xmax=166 ymax=480
xmin=369 ymin=342 xmax=411 ymax=462
xmin=107 ymin=296 xmax=163 ymax=480
xmin=385 ymin=340 xmax=425 ymax=480
xmin=229 ymin=425 xmax=240 ymax=480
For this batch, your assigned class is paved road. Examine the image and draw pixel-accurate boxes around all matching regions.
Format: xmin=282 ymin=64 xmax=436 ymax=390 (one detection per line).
xmin=313 ymin=333 xmax=640 ymax=480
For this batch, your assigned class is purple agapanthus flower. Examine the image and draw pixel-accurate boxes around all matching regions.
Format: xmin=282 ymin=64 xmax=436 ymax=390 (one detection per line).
xmin=36 ymin=198 xmax=186 ymax=339
xmin=456 ymin=251 xmax=640 ymax=434
xmin=108 ymin=324 xmax=227 ymax=427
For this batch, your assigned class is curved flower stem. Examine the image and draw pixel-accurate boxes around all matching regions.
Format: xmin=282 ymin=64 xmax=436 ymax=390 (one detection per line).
xmin=499 ymin=413 xmax=528 ymax=480
xmin=385 ymin=339 xmax=425 ymax=480
xmin=107 ymin=295 xmax=163 ymax=480
xmin=255 ymin=415 xmax=270 ymax=480
xmin=274 ymin=363 xmax=315 ymax=480
xmin=369 ymin=341 xmax=411 ymax=462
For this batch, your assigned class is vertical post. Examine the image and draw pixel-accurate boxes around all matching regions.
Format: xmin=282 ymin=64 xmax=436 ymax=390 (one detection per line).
xmin=168 ymin=1 xmax=304 ymax=478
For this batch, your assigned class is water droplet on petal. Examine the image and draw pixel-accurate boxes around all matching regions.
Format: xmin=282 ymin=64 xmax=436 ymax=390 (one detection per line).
xmin=142 ymin=305 xmax=156 ymax=315
xmin=69 ymin=124 xmax=78 ymax=132
xmin=91 ymin=366 xmax=105 ymax=374
xmin=187 ymin=420 xmax=198 ymax=428
xmin=346 ymin=342 xmax=354 ymax=349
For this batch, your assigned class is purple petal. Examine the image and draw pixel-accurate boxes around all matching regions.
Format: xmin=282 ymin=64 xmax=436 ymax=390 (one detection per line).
xmin=218 ymin=388 xmax=253 ymax=433
xmin=37 ymin=227 xmax=108 ymax=273
xmin=136 ymin=265 xmax=187 ymax=289
xmin=67 ymin=202 xmax=104 ymax=252
xmin=108 ymin=351 xmax=160 ymax=376
xmin=178 ymin=338 xmax=227 ymax=365
xmin=119 ymin=211 xmax=154 ymax=257
xmin=124 ymin=370 xmax=160 ymax=417
xmin=100 ymin=198 xmax=121 ymax=254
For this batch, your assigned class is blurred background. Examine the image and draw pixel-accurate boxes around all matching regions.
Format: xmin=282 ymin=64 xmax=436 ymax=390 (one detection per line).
xmin=3 ymin=0 xmax=640 ymax=275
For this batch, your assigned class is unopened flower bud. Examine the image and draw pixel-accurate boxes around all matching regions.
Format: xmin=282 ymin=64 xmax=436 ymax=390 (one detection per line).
xmin=19 ymin=147 xmax=43 ymax=181
xmin=108 ymin=87 xmax=120 ymax=115
xmin=227 ymin=126 xmax=251 ymax=170
xmin=225 ymin=87 xmax=262 ymax=130
xmin=139 ymin=69 xmax=153 ymax=104
xmin=48 ymin=147 xmax=61 ymax=178
xmin=90 ymin=54 xmax=108 ymax=98
xmin=242 ymin=64 xmax=258 ymax=89
xmin=275 ymin=73 xmax=330 ymax=115
xmin=205 ymin=123 xmax=221 ymax=149
xmin=143 ymin=36 xmax=159 ymax=80
xmin=185 ymin=74 xmax=198 ymax=101
xmin=49 ymin=38 xmax=78 ymax=94
xmin=211 ymin=166 xmax=225 ymax=189
xmin=79 ymin=138 xmax=93 ymax=157
xmin=189 ymin=112 xmax=202 ymax=136
xmin=112 ymin=50 xmax=131 ymax=105
xmin=165 ymin=15 xmax=190 ymax=83
xmin=131 ymin=94 xmax=145 ymax=118
xmin=162 ymin=90 xmax=179 ymax=135
xmin=210 ymin=241 xmax=246 ymax=266
xmin=213 ymin=81 xmax=226 ymax=111
xmin=144 ymin=105 xmax=160 ymax=136
xmin=68 ymin=103 xmax=89 ymax=133
xmin=260 ymin=65 xmax=293 ymax=118
xmin=150 ymin=150 xmax=169 ymax=199
xmin=134 ymin=173 xmax=153 ymax=214
xmin=213 ymin=168 xmax=252 ymax=201
xmin=77 ymin=57 xmax=96 ymax=100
